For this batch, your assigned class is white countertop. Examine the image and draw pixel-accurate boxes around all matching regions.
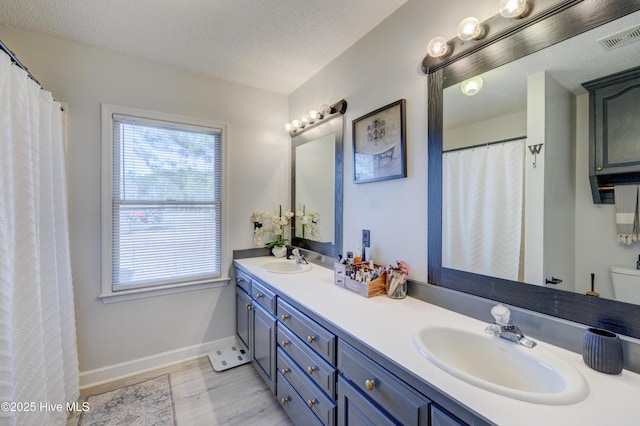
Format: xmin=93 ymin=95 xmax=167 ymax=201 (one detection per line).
xmin=235 ymin=257 xmax=640 ymax=426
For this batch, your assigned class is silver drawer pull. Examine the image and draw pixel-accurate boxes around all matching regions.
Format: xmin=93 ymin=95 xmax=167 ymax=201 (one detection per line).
xmin=245 ymin=303 xmax=252 ymax=311
xmin=307 ymin=399 xmax=317 ymax=408
xmin=281 ymin=368 xmax=289 ymax=375
xmin=280 ymin=314 xmax=289 ymax=321
xmin=365 ymin=379 xmax=376 ymax=391
xmin=307 ymin=335 xmax=316 ymax=344
xmin=256 ymin=293 xmax=263 ymax=299
xmin=281 ymin=340 xmax=289 ymax=347
xmin=307 ymin=366 xmax=317 ymax=375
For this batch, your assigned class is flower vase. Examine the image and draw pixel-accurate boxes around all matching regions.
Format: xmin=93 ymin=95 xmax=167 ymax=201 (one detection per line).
xmin=272 ymin=246 xmax=287 ymax=258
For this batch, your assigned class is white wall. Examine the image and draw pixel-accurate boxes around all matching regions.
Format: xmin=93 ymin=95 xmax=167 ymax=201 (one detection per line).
xmin=288 ymin=0 xmax=498 ymax=281
xmin=0 ymin=24 xmax=289 ymax=375
xmin=444 ymin=110 xmax=527 ymax=151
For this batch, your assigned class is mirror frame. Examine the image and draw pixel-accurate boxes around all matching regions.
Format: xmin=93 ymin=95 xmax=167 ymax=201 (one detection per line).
xmin=291 ymin=111 xmax=345 ymax=259
xmin=426 ymin=0 xmax=640 ymax=339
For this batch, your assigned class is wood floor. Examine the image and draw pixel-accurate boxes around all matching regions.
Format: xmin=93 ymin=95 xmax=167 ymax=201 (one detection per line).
xmin=67 ymin=357 xmax=294 ymax=426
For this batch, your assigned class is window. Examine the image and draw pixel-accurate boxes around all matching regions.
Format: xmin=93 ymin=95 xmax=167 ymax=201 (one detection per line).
xmin=101 ymin=104 xmax=226 ymax=301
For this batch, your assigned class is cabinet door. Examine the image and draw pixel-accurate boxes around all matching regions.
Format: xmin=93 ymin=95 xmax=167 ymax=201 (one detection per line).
xmin=253 ymin=302 xmax=276 ymax=393
xmin=337 ymin=375 xmax=398 ymax=426
xmin=236 ymin=287 xmax=252 ymax=352
xmin=593 ymin=78 xmax=640 ymax=174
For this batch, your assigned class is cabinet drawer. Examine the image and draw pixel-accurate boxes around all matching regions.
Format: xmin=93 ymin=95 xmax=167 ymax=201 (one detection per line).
xmin=277 ymin=298 xmax=336 ymax=364
xmin=337 ymin=374 xmax=397 ymax=426
xmin=338 ymin=340 xmax=429 ymax=426
xmin=278 ymin=348 xmax=336 ymax=426
xmin=252 ymin=279 xmax=276 ymax=314
xmin=235 ymin=268 xmax=252 ymax=293
xmin=278 ymin=323 xmax=336 ymax=398
xmin=277 ymin=371 xmax=324 ymax=426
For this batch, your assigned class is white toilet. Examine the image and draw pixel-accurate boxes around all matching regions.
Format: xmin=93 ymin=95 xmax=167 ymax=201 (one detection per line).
xmin=610 ymin=265 xmax=640 ymax=304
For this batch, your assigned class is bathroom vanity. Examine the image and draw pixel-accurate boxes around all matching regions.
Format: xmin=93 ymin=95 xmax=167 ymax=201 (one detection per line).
xmin=234 ymin=256 xmax=640 ymax=426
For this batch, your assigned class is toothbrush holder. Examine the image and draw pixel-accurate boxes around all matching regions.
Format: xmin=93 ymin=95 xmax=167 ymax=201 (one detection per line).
xmin=582 ymin=327 xmax=623 ymax=375
xmin=386 ymin=269 xmax=407 ymax=299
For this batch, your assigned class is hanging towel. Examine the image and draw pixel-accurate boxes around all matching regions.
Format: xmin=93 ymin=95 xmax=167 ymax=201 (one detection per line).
xmin=614 ymin=184 xmax=639 ymax=244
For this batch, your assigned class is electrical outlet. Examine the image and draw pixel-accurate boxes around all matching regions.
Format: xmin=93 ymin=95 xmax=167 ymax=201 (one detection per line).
xmin=362 ymin=229 xmax=370 ymax=248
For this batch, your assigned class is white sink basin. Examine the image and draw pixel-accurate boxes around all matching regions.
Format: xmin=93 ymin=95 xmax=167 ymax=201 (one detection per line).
xmin=412 ymin=326 xmax=588 ymax=405
xmin=260 ymin=260 xmax=312 ymax=274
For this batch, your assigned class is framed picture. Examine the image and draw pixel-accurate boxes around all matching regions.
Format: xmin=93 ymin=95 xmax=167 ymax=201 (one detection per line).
xmin=352 ymin=99 xmax=406 ymax=183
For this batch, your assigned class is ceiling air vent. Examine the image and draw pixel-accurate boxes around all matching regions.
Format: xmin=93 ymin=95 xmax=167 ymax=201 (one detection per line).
xmin=598 ymin=24 xmax=640 ymax=51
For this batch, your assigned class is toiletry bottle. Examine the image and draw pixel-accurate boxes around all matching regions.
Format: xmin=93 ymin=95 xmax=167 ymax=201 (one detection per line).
xmin=354 ymin=246 xmax=362 ymax=264
xmin=637 ymin=255 xmax=640 ymax=270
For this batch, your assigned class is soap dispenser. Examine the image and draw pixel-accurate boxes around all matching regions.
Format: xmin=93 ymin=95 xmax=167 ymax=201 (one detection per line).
xmin=636 ymin=255 xmax=640 ymax=270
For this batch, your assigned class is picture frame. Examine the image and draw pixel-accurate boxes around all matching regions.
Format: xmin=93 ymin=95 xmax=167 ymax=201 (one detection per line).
xmin=352 ymin=99 xmax=406 ymax=183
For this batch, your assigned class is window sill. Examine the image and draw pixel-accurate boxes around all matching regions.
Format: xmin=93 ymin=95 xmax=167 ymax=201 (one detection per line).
xmin=100 ymin=277 xmax=230 ymax=304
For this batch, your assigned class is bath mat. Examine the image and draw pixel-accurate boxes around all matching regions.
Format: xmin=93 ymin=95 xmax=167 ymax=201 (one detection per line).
xmin=208 ymin=340 xmax=251 ymax=372
xmin=79 ymin=374 xmax=175 ymax=426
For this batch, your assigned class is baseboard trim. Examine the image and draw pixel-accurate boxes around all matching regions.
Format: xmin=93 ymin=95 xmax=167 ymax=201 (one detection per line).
xmin=79 ymin=335 xmax=238 ymax=389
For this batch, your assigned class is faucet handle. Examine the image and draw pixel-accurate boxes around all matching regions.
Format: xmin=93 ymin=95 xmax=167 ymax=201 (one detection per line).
xmin=490 ymin=304 xmax=511 ymax=326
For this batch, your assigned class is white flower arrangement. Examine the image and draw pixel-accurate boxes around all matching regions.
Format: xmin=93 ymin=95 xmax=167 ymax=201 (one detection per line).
xmin=295 ymin=207 xmax=320 ymax=240
xmin=251 ymin=205 xmax=295 ymax=248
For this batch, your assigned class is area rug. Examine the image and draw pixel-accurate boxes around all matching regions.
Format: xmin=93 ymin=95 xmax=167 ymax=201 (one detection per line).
xmin=79 ymin=374 xmax=176 ymax=426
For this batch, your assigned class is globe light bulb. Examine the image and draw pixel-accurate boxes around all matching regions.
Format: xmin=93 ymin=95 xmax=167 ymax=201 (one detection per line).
xmin=284 ymin=123 xmax=293 ymax=132
xmin=457 ymin=17 xmax=484 ymax=41
xmin=499 ymin=0 xmax=529 ymax=19
xmin=460 ymin=76 xmax=484 ymax=96
xmin=427 ymin=36 xmax=450 ymax=58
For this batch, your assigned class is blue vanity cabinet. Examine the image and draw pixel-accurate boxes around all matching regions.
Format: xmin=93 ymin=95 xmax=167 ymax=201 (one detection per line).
xmin=235 ymin=286 xmax=252 ymax=354
xmin=338 ymin=340 xmax=431 ymax=425
xmin=276 ymin=297 xmax=338 ymax=425
xmin=233 ymin=263 xmax=478 ymax=426
xmin=251 ymin=279 xmax=277 ymax=393
xmin=234 ymin=269 xmax=277 ymax=394
xmin=235 ymin=268 xmax=253 ymax=352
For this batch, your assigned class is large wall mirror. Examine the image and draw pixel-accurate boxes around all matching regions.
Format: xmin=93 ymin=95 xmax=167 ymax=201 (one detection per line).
xmin=291 ymin=108 xmax=345 ymax=259
xmin=426 ymin=0 xmax=640 ymax=339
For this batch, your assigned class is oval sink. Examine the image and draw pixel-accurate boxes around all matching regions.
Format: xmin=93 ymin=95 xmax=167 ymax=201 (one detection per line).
xmin=260 ymin=260 xmax=312 ymax=274
xmin=412 ymin=326 xmax=588 ymax=405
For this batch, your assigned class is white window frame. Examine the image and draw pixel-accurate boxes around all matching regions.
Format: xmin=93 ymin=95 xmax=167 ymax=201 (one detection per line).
xmin=100 ymin=103 xmax=229 ymax=303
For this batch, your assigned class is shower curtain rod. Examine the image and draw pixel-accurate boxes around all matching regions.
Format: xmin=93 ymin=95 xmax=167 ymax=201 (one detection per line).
xmin=443 ymin=135 xmax=527 ymax=154
xmin=0 ymin=39 xmax=41 ymax=86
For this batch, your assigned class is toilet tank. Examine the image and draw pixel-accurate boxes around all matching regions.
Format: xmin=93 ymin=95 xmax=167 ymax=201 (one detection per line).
xmin=610 ymin=265 xmax=640 ymax=304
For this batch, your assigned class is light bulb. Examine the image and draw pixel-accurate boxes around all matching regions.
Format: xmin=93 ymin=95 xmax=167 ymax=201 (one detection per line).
xmin=291 ymin=119 xmax=301 ymax=129
xmin=460 ymin=76 xmax=484 ymax=96
xmin=457 ymin=17 xmax=484 ymax=41
xmin=309 ymin=110 xmax=320 ymax=121
xmin=284 ymin=123 xmax=293 ymax=132
xmin=427 ymin=36 xmax=450 ymax=58
xmin=499 ymin=0 xmax=529 ymax=19
xmin=319 ymin=104 xmax=330 ymax=116
xmin=301 ymin=114 xmax=310 ymax=125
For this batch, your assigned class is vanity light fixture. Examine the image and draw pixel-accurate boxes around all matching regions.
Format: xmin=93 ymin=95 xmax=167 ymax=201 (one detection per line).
xmin=460 ymin=76 xmax=484 ymax=96
xmin=499 ymin=0 xmax=529 ymax=19
xmin=427 ymin=36 xmax=451 ymax=58
xmin=457 ymin=17 xmax=485 ymax=41
xmin=285 ymin=100 xmax=348 ymax=134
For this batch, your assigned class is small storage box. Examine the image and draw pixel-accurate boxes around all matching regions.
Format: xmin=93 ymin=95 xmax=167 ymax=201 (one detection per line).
xmin=334 ymin=263 xmax=386 ymax=298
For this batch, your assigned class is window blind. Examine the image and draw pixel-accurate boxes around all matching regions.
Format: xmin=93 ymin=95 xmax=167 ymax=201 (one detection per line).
xmin=111 ymin=114 xmax=222 ymax=290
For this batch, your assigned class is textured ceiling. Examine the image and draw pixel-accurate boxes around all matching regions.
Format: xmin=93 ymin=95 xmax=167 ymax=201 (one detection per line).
xmin=0 ymin=0 xmax=407 ymax=94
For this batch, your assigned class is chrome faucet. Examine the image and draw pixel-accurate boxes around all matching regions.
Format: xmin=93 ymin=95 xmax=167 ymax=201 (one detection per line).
xmin=484 ymin=304 xmax=537 ymax=348
xmin=289 ymin=248 xmax=308 ymax=264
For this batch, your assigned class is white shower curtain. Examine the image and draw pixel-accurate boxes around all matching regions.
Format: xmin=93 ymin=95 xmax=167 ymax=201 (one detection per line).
xmin=0 ymin=53 xmax=79 ymax=425
xmin=442 ymin=140 xmax=524 ymax=281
